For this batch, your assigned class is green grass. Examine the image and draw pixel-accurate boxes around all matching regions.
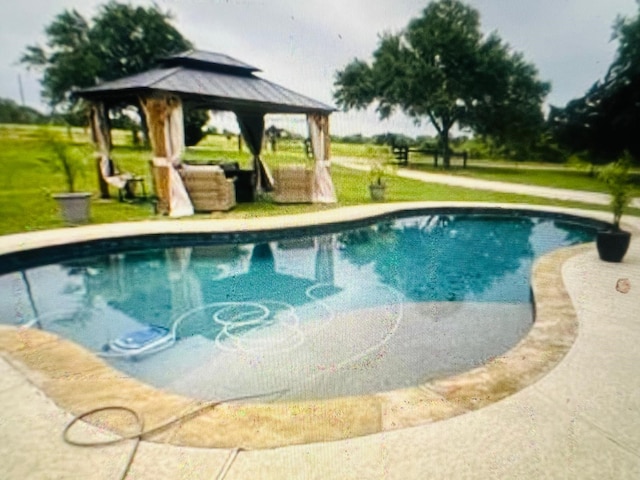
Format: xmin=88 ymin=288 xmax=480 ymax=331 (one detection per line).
xmin=330 ymin=142 xmax=392 ymax=159
xmin=406 ymin=154 xmax=640 ymax=196
xmin=331 ymin=164 xmax=638 ymax=215
xmin=0 ymin=123 xmax=636 ymax=236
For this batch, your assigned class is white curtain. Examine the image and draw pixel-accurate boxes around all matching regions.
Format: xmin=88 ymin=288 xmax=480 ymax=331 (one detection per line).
xmin=307 ymin=114 xmax=337 ymax=203
xmin=151 ymin=157 xmax=194 ymax=217
xmin=141 ymin=96 xmax=194 ymax=217
xmin=91 ymin=104 xmax=130 ymax=190
xmin=165 ymin=99 xmax=185 ymax=165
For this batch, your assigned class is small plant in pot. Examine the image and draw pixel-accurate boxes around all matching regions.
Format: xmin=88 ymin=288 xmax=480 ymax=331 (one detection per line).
xmin=368 ymin=162 xmax=393 ymax=201
xmin=39 ymin=129 xmax=92 ymax=224
xmin=596 ymin=155 xmax=633 ymax=262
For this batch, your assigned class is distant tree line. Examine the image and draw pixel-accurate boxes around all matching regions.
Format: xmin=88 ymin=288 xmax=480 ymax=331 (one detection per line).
xmin=0 ymin=98 xmax=49 ymax=124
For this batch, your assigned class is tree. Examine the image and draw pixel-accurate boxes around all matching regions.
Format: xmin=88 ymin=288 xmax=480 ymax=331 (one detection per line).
xmin=338 ymin=215 xmax=535 ymax=302
xmin=550 ymin=5 xmax=640 ymax=163
xmin=334 ymin=0 xmax=549 ymax=167
xmin=0 ymin=98 xmax=48 ymax=124
xmin=21 ymin=1 xmax=206 ymax=144
xmin=469 ymin=35 xmax=551 ymax=160
xmin=184 ymin=108 xmax=209 ymax=146
xmin=373 ymin=132 xmax=416 ymax=147
xmin=548 ymin=76 xmax=640 ymax=163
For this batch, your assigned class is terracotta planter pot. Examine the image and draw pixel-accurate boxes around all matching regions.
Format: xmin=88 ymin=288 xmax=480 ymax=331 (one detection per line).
xmin=53 ymin=192 xmax=91 ymax=224
xmin=596 ymin=229 xmax=631 ymax=263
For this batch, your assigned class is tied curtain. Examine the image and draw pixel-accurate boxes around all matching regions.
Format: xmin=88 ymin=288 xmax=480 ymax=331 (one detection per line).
xmin=140 ymin=96 xmax=185 ymax=162
xmin=307 ymin=114 xmax=337 ymax=203
xmin=236 ymin=113 xmax=274 ymax=192
xmin=90 ymin=102 xmax=138 ymax=194
xmin=141 ymin=96 xmax=193 ymax=217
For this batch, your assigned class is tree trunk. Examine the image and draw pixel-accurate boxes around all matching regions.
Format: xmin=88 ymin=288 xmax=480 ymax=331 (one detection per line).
xmin=427 ymin=112 xmax=452 ymax=169
xmin=136 ymin=103 xmax=150 ymax=148
xmin=442 ymin=126 xmax=451 ymax=169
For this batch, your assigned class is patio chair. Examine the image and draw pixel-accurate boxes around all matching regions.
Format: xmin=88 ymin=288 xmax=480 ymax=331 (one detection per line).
xmin=100 ymin=156 xmax=146 ymax=201
xmin=179 ymin=164 xmax=236 ymax=212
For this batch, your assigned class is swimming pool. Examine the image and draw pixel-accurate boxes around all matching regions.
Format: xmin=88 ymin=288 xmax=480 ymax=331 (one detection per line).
xmin=0 ymin=209 xmax=603 ymax=402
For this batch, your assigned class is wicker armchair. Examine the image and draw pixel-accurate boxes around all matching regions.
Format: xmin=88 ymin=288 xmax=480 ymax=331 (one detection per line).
xmin=179 ymin=164 xmax=236 ymax=212
xmin=272 ymin=165 xmax=314 ymax=203
xmin=149 ymin=161 xmax=236 ymax=214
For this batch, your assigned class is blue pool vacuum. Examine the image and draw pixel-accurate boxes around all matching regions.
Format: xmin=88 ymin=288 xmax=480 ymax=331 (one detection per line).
xmin=104 ymin=325 xmax=174 ymax=359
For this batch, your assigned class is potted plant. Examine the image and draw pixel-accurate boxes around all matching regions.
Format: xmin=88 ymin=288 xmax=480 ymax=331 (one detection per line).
xmin=40 ymin=130 xmax=92 ymax=224
xmin=369 ymin=162 xmax=392 ymax=201
xmin=596 ymin=155 xmax=633 ymax=262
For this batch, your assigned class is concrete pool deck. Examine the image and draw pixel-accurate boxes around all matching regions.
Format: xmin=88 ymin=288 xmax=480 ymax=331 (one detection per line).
xmin=1 ymin=203 xmax=639 ymax=479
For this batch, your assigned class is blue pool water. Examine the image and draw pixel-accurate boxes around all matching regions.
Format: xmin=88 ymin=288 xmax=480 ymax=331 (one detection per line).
xmin=0 ymin=212 xmax=600 ymax=401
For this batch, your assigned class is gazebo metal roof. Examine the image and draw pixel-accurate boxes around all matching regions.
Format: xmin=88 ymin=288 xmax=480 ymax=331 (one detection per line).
xmin=158 ymin=50 xmax=261 ymax=73
xmin=77 ymin=49 xmax=335 ymax=114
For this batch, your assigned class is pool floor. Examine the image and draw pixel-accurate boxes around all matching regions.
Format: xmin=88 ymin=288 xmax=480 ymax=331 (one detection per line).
xmin=115 ymin=301 xmax=530 ymax=401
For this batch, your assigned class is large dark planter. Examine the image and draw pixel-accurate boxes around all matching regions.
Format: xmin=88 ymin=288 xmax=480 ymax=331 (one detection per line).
xmin=596 ymin=229 xmax=631 ymax=263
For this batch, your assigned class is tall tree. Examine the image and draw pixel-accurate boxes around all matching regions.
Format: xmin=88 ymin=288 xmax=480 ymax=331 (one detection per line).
xmin=334 ymin=0 xmax=549 ymax=167
xmin=89 ymin=1 xmax=190 ymax=82
xmin=21 ymin=1 xmax=206 ymax=144
xmin=183 ymin=108 xmax=209 ymax=147
xmin=550 ymin=4 xmax=640 ymax=163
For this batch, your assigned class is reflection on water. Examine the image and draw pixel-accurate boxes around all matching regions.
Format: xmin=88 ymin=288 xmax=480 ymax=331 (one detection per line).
xmin=0 ymin=214 xmax=597 ymax=400
xmin=339 ymin=216 xmax=536 ymax=301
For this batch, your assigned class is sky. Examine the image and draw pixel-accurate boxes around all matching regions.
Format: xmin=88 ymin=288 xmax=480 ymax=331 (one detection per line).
xmin=0 ymin=0 xmax=638 ymax=137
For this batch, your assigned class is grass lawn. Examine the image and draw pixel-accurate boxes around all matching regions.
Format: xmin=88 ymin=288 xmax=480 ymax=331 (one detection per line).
xmin=0 ymin=123 xmax=636 ymax=236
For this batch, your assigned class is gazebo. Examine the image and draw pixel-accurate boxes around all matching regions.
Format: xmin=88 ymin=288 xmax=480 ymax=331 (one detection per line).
xmin=76 ymin=50 xmax=336 ymax=216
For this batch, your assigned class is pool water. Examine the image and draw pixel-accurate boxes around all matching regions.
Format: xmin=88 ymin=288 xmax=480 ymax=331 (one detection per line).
xmin=0 ymin=213 xmax=598 ymax=401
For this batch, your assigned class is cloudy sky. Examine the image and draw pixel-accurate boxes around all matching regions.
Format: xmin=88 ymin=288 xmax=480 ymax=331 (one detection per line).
xmin=0 ymin=0 xmax=637 ymax=137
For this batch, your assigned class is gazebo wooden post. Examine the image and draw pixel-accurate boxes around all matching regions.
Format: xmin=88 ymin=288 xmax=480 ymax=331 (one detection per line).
xmin=323 ymin=114 xmax=331 ymax=168
xmin=140 ymin=94 xmax=193 ymax=217
xmin=140 ymin=94 xmax=185 ymax=159
xmin=89 ymin=101 xmax=112 ymax=199
xmin=140 ymin=94 xmax=170 ymax=214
